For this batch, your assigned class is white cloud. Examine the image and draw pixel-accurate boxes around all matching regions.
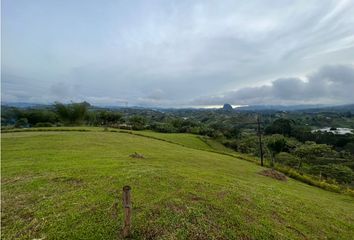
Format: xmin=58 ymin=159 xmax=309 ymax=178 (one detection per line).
xmin=192 ymin=64 xmax=354 ymax=106
xmin=2 ymin=0 xmax=354 ymax=106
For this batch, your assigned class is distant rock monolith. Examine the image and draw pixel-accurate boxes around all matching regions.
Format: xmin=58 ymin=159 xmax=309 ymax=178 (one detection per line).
xmin=222 ymin=103 xmax=233 ymax=111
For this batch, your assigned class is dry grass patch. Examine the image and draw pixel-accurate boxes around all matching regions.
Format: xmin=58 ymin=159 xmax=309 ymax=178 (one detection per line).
xmin=129 ymin=152 xmax=145 ymax=159
xmin=259 ymin=169 xmax=287 ymax=181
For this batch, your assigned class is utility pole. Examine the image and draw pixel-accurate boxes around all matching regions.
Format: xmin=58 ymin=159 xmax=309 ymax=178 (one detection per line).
xmin=257 ymin=115 xmax=264 ymax=166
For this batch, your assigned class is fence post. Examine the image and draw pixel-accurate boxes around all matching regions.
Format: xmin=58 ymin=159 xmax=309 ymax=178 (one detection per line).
xmin=122 ymin=186 xmax=132 ymax=238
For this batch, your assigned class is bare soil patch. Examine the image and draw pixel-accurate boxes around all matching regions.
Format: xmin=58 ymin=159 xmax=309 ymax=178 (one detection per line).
xmin=259 ymin=169 xmax=287 ymax=181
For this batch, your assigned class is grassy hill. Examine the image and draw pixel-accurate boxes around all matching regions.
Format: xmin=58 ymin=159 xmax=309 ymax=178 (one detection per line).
xmin=2 ymin=128 xmax=354 ymax=239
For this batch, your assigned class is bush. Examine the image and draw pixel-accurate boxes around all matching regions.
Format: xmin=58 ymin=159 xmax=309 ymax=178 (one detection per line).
xmin=189 ymin=127 xmax=201 ymax=134
xmin=1 ymin=126 xmax=15 ymax=131
xmin=222 ymin=140 xmax=239 ymax=151
xmin=199 ymin=127 xmax=221 ymax=138
xmin=265 ymin=118 xmax=293 ymax=136
xmin=35 ymin=122 xmax=54 ymax=127
xmin=276 ymin=152 xmax=300 ymax=167
xmin=309 ymin=164 xmax=354 ymax=184
xmin=24 ymin=109 xmax=58 ymax=125
xmin=345 ymin=142 xmax=354 ymax=155
xmin=97 ymin=111 xmax=123 ymax=126
xmin=224 ymin=126 xmax=241 ymax=139
xmin=151 ymin=123 xmax=177 ymax=133
xmin=54 ymin=101 xmax=89 ymax=125
xmin=266 ymin=134 xmax=287 ymax=166
xmin=236 ymin=135 xmax=259 ymax=154
xmin=129 ymin=116 xmax=147 ymax=130
xmin=275 ymin=165 xmax=342 ymax=193
xmin=15 ymin=118 xmax=29 ymax=128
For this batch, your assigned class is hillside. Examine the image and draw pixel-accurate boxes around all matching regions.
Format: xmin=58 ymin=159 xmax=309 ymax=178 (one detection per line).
xmin=2 ymin=129 xmax=354 ymax=239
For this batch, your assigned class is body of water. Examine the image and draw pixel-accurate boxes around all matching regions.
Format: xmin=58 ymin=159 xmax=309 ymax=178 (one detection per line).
xmin=312 ymin=127 xmax=353 ymax=135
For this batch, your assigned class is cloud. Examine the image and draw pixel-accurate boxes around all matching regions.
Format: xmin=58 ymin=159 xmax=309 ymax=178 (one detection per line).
xmin=49 ymin=82 xmax=81 ymax=99
xmin=2 ymin=0 xmax=354 ymax=106
xmin=192 ymin=64 xmax=354 ymax=105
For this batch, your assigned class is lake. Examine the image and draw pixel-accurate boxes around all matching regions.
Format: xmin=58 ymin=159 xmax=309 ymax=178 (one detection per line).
xmin=312 ymin=127 xmax=353 ymax=135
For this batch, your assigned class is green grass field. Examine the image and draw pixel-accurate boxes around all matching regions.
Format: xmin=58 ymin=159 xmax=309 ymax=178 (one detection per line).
xmin=2 ymin=128 xmax=354 ymax=239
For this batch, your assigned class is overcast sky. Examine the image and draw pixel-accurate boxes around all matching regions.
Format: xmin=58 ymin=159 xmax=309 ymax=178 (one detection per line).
xmin=2 ymin=0 xmax=354 ymax=107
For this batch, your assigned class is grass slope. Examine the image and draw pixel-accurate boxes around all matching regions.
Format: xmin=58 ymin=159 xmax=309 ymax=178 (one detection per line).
xmin=2 ymin=130 xmax=354 ymax=239
xmin=118 ymin=130 xmax=252 ymax=161
xmin=118 ymin=130 xmax=213 ymax=151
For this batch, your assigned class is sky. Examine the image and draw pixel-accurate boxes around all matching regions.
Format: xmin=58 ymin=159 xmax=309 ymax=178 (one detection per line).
xmin=2 ymin=0 xmax=354 ymax=107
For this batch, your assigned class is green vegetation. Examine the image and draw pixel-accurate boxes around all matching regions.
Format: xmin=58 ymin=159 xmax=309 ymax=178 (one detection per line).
xmin=266 ymin=134 xmax=287 ymax=167
xmin=2 ymin=129 xmax=354 ymax=239
xmin=121 ymin=130 xmax=212 ymax=151
xmin=2 ymin=102 xmax=354 ymax=187
xmin=53 ymin=101 xmax=90 ymax=125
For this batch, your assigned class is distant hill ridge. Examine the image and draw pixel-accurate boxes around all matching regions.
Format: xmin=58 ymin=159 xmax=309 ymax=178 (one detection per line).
xmin=2 ymin=102 xmax=354 ymax=113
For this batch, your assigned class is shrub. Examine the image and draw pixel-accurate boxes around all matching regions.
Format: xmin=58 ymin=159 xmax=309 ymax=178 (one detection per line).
xmin=222 ymin=140 xmax=239 ymax=151
xmin=151 ymin=123 xmax=177 ymax=133
xmin=309 ymin=164 xmax=354 ymax=184
xmin=266 ymin=134 xmax=286 ymax=167
xmin=24 ymin=109 xmax=58 ymax=125
xmin=15 ymin=118 xmax=29 ymax=128
xmin=276 ymin=152 xmax=300 ymax=167
xmin=275 ymin=165 xmax=342 ymax=193
xmin=129 ymin=116 xmax=147 ymax=130
xmin=265 ymin=118 xmax=293 ymax=136
xmin=54 ymin=101 xmax=89 ymax=125
xmin=35 ymin=122 xmax=54 ymax=127
xmin=294 ymin=142 xmax=333 ymax=169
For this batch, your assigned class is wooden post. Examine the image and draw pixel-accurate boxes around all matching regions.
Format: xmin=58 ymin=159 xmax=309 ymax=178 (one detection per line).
xmin=122 ymin=185 xmax=132 ymax=238
xmin=257 ymin=115 xmax=264 ymax=166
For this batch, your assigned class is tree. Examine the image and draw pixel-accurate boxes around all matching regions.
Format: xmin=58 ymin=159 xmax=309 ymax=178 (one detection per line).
xmin=225 ymin=126 xmax=241 ymax=139
xmin=265 ymin=118 xmax=293 ymax=136
xmin=294 ymin=142 xmax=333 ymax=170
xmin=266 ymin=134 xmax=286 ymax=167
xmin=15 ymin=118 xmax=28 ymax=128
xmin=276 ymin=152 xmax=300 ymax=167
xmin=23 ymin=109 xmax=58 ymax=125
xmin=344 ymin=142 xmax=354 ymax=155
xmin=309 ymin=164 xmax=354 ymax=184
xmin=151 ymin=122 xmax=177 ymax=133
xmin=129 ymin=115 xmax=147 ymax=130
xmin=237 ymin=135 xmax=259 ymax=154
xmin=53 ymin=102 xmax=89 ymax=125
xmin=98 ymin=111 xmax=123 ymax=126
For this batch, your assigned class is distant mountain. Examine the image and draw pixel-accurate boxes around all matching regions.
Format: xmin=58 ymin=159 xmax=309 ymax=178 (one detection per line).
xmin=222 ymin=103 xmax=233 ymax=111
xmin=298 ymin=104 xmax=354 ymax=113
xmin=234 ymin=104 xmax=354 ymax=113
xmin=1 ymin=102 xmax=50 ymax=108
xmin=2 ymin=101 xmax=354 ymax=113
